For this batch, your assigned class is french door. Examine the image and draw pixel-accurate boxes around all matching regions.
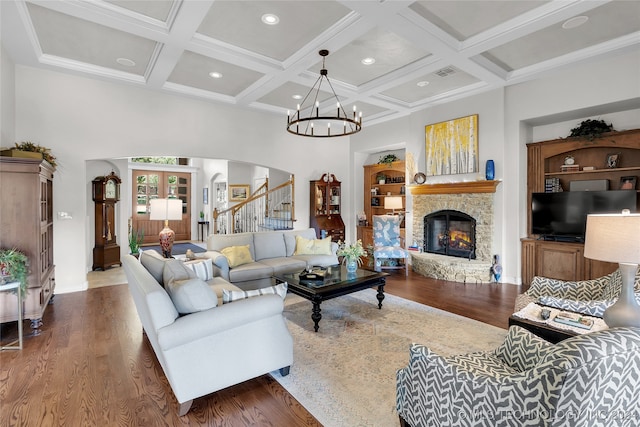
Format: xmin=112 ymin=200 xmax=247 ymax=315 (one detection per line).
xmin=132 ymin=170 xmax=190 ymax=244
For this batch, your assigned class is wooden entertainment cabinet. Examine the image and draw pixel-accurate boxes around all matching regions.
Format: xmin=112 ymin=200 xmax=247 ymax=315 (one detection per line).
xmin=521 ymin=128 xmax=640 ymax=286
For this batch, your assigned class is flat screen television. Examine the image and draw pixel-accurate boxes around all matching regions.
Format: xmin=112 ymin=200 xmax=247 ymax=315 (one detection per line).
xmin=531 ymin=190 xmax=638 ymax=242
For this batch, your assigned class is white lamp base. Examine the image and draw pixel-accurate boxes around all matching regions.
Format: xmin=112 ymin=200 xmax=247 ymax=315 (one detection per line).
xmin=603 ymin=263 xmax=640 ymax=328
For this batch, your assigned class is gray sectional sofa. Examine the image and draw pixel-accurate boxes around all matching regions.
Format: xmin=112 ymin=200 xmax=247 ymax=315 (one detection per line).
xmin=122 ymin=252 xmax=293 ymax=416
xmin=203 ymin=228 xmax=339 ymax=288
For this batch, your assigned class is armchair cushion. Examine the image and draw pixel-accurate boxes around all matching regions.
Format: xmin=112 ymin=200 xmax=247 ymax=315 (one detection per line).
xmin=538 ymin=295 xmax=614 ymax=318
xmin=494 ymin=325 xmax=554 ymax=371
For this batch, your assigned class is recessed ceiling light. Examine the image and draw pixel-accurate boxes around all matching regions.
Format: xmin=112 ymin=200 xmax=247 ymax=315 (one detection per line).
xmin=261 ymin=13 xmax=279 ymax=25
xmin=116 ymin=57 xmax=136 ymax=67
xmin=562 ymin=16 xmax=588 ymax=29
xmin=417 ymin=81 xmax=429 ymax=87
xmin=361 ymin=57 xmax=376 ymax=65
xmin=292 ymin=94 xmax=303 ymax=100
xmin=208 ymin=71 xmax=223 ymax=79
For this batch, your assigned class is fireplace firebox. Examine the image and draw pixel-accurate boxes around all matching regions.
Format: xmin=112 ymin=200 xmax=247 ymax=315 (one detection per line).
xmin=424 ymin=210 xmax=476 ymax=259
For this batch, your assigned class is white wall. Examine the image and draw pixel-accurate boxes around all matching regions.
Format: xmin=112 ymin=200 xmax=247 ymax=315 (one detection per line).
xmin=0 ymin=43 xmax=14 ymax=146
xmin=352 ymin=51 xmax=640 ymax=284
xmin=14 ymin=66 xmax=351 ymax=293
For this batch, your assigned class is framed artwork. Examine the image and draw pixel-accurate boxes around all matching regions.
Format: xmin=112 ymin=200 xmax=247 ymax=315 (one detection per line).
xmin=203 ymin=188 xmax=209 ymax=205
xmin=620 ymin=176 xmax=637 ymax=190
xmin=229 ymin=184 xmax=250 ymax=201
xmin=425 ymin=114 xmax=478 ymax=176
xmin=606 ymin=153 xmax=620 ymax=168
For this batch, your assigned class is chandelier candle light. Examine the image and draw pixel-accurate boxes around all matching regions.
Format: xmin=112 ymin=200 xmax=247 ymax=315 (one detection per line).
xmin=287 ymin=50 xmax=362 ymax=138
xmin=149 ymin=198 xmax=183 ymax=258
xmin=583 ymin=209 xmax=640 ymax=327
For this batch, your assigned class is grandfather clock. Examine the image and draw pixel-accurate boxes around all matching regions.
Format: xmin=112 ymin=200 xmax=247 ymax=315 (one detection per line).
xmin=92 ymin=171 xmax=122 ymax=270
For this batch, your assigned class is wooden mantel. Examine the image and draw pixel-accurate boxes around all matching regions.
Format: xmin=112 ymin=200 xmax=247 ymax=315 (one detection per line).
xmin=409 ymin=180 xmax=501 ymax=195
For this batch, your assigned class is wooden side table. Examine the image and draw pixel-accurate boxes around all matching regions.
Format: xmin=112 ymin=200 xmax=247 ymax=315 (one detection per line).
xmin=0 ymin=281 xmax=23 ymax=350
xmin=197 ymin=221 xmax=210 ymax=242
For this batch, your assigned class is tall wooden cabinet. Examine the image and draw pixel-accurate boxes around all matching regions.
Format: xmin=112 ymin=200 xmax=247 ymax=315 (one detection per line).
xmin=521 ymin=129 xmax=640 ymax=286
xmin=0 ymin=157 xmax=55 ymax=334
xmin=309 ymin=173 xmax=345 ymax=242
xmin=357 ymin=160 xmax=406 ymax=249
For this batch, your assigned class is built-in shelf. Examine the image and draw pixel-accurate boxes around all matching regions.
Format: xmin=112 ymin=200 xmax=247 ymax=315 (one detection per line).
xmin=409 ymin=180 xmax=501 ymax=195
xmin=545 ymin=166 xmax=640 ymax=176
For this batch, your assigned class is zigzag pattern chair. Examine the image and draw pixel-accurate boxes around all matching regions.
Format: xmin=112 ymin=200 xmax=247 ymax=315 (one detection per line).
xmin=514 ymin=269 xmax=640 ymax=318
xmin=372 ymin=214 xmax=409 ymax=276
xmin=396 ymin=325 xmax=640 ymax=427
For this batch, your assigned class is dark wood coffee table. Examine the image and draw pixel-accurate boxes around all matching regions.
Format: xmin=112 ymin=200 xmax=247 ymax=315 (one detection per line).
xmin=274 ymin=265 xmax=388 ymax=332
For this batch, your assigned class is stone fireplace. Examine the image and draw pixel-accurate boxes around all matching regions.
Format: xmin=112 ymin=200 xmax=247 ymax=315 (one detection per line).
xmin=409 ymin=181 xmax=500 ymax=283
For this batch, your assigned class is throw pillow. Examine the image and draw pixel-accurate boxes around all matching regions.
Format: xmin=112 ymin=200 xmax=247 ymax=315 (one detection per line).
xmin=221 ymin=245 xmax=253 ymax=268
xmin=162 ymin=259 xmax=195 ymax=289
xmin=294 ymin=235 xmax=332 ymax=255
xmin=222 ymin=282 xmax=288 ymax=304
xmin=494 ymin=326 xmax=554 ymax=372
xmin=165 ymin=277 xmax=218 ymax=314
xmin=184 ymin=258 xmax=214 ymax=281
xmin=140 ymin=250 xmax=169 ymax=285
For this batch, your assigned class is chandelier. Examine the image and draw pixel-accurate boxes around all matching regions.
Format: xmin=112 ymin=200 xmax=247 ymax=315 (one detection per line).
xmin=286 ymin=50 xmax=362 ymax=138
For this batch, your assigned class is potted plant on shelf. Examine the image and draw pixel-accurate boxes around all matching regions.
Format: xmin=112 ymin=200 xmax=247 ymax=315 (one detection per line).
xmin=376 ymin=173 xmax=386 ymax=185
xmin=568 ymin=119 xmax=614 ymax=141
xmin=1 ymin=141 xmax=58 ymax=169
xmin=337 ymin=240 xmax=367 ymax=273
xmin=0 ymin=248 xmax=29 ymax=300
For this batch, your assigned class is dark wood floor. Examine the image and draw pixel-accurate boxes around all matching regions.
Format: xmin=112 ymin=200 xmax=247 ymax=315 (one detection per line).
xmin=0 ymin=270 xmax=521 ymax=426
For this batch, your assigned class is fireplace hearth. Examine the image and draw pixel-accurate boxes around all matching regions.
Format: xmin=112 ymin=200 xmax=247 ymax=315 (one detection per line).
xmin=424 ymin=210 xmax=476 ymax=259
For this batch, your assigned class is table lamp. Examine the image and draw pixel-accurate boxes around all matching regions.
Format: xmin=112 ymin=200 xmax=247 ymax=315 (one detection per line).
xmin=149 ymin=198 xmax=183 ymax=258
xmin=584 ymin=209 xmax=640 ymax=327
xmin=384 ymin=196 xmax=403 ymax=215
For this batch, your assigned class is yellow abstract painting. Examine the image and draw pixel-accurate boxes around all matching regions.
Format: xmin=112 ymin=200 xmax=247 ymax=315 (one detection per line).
xmin=425 ymin=114 xmax=478 ymax=176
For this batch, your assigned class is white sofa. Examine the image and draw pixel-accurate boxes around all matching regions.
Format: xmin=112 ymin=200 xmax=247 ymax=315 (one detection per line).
xmin=122 ymin=253 xmax=293 ymax=416
xmin=204 ymin=228 xmax=339 ymax=288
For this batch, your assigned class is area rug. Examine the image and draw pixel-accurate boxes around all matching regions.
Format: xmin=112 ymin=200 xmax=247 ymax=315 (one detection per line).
xmin=271 ymin=289 xmax=507 ymax=427
xmin=140 ymin=242 xmax=206 ymax=256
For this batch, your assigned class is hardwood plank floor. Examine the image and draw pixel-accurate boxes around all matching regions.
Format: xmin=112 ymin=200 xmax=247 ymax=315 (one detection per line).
xmin=0 ymin=269 xmax=521 ymax=426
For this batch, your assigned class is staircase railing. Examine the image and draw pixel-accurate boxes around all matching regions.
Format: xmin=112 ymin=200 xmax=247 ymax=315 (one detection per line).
xmin=212 ymin=176 xmax=296 ymax=235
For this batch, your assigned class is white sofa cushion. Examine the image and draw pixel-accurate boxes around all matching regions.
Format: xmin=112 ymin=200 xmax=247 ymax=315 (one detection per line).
xmin=139 ymin=250 xmax=169 ymax=284
xmin=223 ymin=282 xmax=288 ymax=304
xmin=166 ymin=277 xmax=219 ymax=314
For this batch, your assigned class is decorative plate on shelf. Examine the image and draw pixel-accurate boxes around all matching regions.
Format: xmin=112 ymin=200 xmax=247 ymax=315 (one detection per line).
xmin=414 ymin=172 xmax=426 ymax=184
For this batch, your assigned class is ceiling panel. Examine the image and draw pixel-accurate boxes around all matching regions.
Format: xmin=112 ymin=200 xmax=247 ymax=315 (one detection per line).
xmin=167 ymin=50 xmax=264 ymax=96
xmin=104 ymin=0 xmax=175 ymax=22
xmin=197 ymin=1 xmax=351 ymax=61
xmin=27 ymin=2 xmax=157 ymax=76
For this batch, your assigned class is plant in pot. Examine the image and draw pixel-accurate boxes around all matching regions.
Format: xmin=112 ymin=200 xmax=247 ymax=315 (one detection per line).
xmin=0 ymin=248 xmax=29 ymax=300
xmin=128 ymin=226 xmax=144 ymax=255
xmin=376 ymin=173 xmax=386 ymax=184
xmin=12 ymin=141 xmax=57 ymax=169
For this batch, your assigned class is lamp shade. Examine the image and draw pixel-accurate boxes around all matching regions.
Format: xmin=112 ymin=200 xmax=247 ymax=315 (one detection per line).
xmin=149 ymin=198 xmax=183 ymax=221
xmin=384 ymin=196 xmax=403 ymax=211
xmin=584 ymin=212 xmax=640 ymax=264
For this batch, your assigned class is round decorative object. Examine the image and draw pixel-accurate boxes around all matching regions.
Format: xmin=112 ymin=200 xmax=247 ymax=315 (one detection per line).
xmin=564 ymin=155 xmax=575 ymax=165
xmin=414 ymin=172 xmax=426 ymax=184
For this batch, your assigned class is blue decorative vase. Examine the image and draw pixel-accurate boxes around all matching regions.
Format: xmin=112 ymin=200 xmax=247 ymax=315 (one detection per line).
xmin=346 ymin=259 xmax=358 ymax=274
xmin=485 ymin=159 xmax=495 ymax=180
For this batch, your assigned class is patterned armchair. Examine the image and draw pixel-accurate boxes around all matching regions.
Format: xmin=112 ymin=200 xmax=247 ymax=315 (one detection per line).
xmin=396 ymin=326 xmax=640 ymax=427
xmin=373 ymin=214 xmax=409 ymax=276
xmin=514 ymin=269 xmax=640 ymax=318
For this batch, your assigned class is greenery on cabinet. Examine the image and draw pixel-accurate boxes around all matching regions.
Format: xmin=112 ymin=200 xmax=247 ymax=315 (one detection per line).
xmin=0 ymin=248 xmax=29 ymax=299
xmin=568 ymin=119 xmax=614 ymax=141
xmin=378 ymin=154 xmax=399 ymax=166
xmin=12 ymin=141 xmax=57 ymax=169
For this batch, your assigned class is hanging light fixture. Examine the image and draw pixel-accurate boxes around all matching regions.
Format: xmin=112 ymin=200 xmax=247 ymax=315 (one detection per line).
xmin=287 ymin=50 xmax=362 ymax=138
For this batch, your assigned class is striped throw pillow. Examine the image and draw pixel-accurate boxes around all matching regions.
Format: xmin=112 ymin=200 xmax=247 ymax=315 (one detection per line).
xmin=222 ymin=282 xmax=287 ymax=304
xmin=184 ymin=258 xmax=214 ymax=281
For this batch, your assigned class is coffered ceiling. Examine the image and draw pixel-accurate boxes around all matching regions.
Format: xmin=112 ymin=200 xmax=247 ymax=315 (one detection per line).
xmin=2 ymin=1 xmax=639 ymax=126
